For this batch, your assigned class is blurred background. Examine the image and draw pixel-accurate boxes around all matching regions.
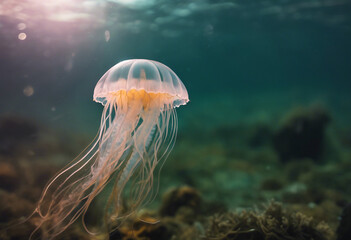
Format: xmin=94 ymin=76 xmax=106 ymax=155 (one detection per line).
xmin=1 ymin=0 xmax=351 ymax=239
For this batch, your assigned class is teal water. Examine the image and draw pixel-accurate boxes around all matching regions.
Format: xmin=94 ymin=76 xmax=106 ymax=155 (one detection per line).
xmin=1 ymin=0 xmax=350 ymax=133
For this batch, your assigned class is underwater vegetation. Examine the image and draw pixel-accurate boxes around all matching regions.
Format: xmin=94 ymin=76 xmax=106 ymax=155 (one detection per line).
xmin=273 ymin=105 xmax=331 ymax=162
xmin=107 ymin=187 xmax=334 ymax=240
xmin=0 ymin=99 xmax=350 ymax=239
xmin=205 ymin=201 xmax=333 ymax=240
xmin=29 ymin=59 xmax=189 ymax=238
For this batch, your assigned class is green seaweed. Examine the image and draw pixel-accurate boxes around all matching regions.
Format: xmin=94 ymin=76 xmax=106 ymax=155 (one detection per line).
xmin=205 ymin=201 xmax=333 ymax=240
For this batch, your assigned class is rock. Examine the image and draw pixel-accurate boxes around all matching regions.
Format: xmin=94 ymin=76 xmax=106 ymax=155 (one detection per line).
xmin=337 ymin=203 xmax=351 ymax=240
xmin=108 ymin=206 xmax=207 ymax=240
xmin=112 ymin=217 xmax=178 ymax=240
xmin=273 ymin=106 xmax=330 ymax=162
xmin=260 ymin=178 xmax=283 ymax=191
xmin=109 ymin=186 xmax=203 ymax=240
xmin=159 ymin=186 xmax=202 ymax=222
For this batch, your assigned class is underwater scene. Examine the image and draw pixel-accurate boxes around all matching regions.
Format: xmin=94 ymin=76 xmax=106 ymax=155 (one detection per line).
xmin=1 ymin=0 xmax=351 ymax=239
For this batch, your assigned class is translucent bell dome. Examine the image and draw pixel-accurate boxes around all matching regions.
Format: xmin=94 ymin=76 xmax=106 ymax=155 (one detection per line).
xmin=93 ymin=59 xmax=189 ymax=107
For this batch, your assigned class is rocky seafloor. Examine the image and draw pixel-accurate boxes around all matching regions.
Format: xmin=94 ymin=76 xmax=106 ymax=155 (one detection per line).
xmin=0 ymin=103 xmax=350 ymax=240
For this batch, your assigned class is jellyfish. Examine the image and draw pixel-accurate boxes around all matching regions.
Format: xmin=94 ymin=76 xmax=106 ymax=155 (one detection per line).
xmin=33 ymin=59 xmax=189 ymax=238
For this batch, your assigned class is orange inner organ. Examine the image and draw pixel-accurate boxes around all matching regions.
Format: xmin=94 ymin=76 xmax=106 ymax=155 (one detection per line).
xmin=110 ymin=89 xmax=175 ymax=109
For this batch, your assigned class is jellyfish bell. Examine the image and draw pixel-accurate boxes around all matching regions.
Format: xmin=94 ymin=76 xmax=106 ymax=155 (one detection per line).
xmin=32 ymin=59 xmax=188 ymax=239
xmin=93 ymin=59 xmax=188 ymax=107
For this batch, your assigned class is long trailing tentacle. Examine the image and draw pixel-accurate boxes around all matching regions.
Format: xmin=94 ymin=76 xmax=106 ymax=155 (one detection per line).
xmin=31 ymin=106 xmax=110 ymax=239
xmin=32 ymin=92 xmax=179 ymax=239
xmin=32 ymin=99 xmax=140 ymax=239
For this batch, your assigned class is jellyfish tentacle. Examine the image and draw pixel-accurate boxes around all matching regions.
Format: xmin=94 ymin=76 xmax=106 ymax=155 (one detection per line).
xmin=33 ymin=100 xmax=141 ymax=238
xmin=36 ymin=103 xmax=112 ymax=217
xmin=147 ymin=105 xmax=177 ymax=206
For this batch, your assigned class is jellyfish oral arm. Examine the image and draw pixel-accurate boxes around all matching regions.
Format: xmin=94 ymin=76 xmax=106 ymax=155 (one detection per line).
xmin=117 ymin=125 xmax=156 ymax=188
xmin=115 ymin=112 xmax=158 ymax=206
xmin=94 ymin=101 xmax=142 ymax=177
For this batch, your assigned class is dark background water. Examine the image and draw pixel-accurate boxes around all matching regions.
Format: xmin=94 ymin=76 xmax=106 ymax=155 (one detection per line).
xmin=1 ymin=0 xmax=351 ymax=133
